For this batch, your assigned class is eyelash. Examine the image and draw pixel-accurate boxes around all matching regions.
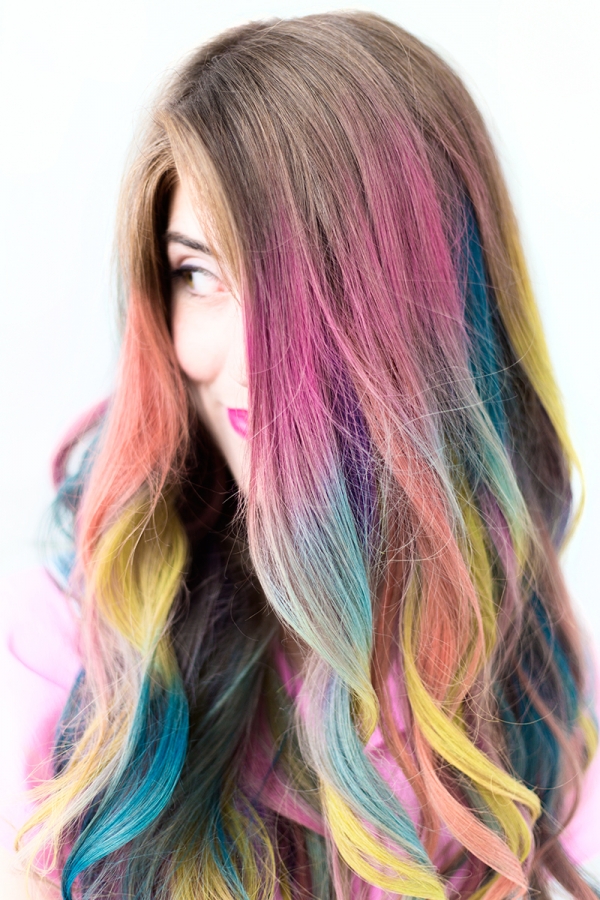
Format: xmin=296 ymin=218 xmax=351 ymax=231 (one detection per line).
xmin=171 ymin=265 xmax=223 ymax=297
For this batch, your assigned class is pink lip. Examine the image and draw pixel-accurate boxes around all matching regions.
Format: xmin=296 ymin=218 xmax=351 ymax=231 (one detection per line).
xmin=227 ymin=408 xmax=248 ymax=438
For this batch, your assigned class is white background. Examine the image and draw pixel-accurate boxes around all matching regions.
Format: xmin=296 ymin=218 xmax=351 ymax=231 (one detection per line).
xmin=1 ymin=1 xmax=599 ymax=626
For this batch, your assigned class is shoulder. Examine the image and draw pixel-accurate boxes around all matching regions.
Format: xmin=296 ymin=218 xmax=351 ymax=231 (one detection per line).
xmin=560 ymin=645 xmax=600 ymax=866
xmin=0 ymin=565 xmax=81 ymax=694
xmin=0 ymin=566 xmax=82 ymax=853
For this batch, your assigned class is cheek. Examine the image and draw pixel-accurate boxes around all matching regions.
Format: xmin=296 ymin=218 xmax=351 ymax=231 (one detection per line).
xmin=171 ymin=300 xmax=224 ymax=384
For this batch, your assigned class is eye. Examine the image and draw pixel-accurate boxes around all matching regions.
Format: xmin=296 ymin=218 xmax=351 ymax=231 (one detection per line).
xmin=172 ymin=266 xmax=226 ymax=298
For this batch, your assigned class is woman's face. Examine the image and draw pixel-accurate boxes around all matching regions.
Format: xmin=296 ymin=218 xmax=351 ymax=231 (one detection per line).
xmin=166 ymin=180 xmax=249 ymax=492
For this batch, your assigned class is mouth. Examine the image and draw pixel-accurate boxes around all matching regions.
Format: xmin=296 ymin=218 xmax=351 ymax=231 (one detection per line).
xmin=227 ymin=408 xmax=248 ymax=439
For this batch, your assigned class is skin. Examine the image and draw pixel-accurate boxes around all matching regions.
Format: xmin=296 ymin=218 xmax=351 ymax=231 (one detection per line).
xmin=166 ymin=179 xmax=250 ymax=493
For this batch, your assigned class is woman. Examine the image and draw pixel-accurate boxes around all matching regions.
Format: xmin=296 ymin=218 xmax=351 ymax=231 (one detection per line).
xmin=2 ymin=10 xmax=599 ymax=900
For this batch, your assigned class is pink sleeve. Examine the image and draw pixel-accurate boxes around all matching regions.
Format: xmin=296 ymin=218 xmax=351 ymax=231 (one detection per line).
xmin=0 ymin=566 xmax=82 ymax=854
xmin=560 ymin=647 xmax=600 ymax=865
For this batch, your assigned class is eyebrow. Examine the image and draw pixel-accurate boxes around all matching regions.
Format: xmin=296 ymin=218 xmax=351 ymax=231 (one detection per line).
xmin=164 ymin=231 xmax=212 ymax=255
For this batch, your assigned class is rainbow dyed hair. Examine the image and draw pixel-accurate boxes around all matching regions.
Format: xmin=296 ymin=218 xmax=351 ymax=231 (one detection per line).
xmin=18 ymin=11 xmax=599 ymax=900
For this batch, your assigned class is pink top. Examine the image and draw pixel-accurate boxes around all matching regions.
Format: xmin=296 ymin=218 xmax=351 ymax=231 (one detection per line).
xmin=1 ymin=566 xmax=599 ymax=890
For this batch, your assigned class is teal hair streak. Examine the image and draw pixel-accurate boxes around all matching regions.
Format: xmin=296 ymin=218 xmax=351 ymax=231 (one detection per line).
xmin=460 ymin=202 xmax=572 ymax=818
xmin=495 ymin=591 xmax=582 ymax=821
xmin=453 ymin=200 xmax=530 ymax=553
xmin=276 ymin=466 xmax=374 ymax=686
xmin=319 ymin=668 xmax=433 ymax=868
xmin=274 ymin=467 xmax=434 ymax=873
xmin=495 ymin=683 xmax=558 ymax=818
xmin=50 ymin=434 xmax=101 ymax=588
xmin=530 ymin=590 xmax=580 ymax=731
xmin=61 ymin=671 xmax=189 ymax=899
xmin=463 ymin=200 xmax=508 ymax=448
xmin=116 ymin=570 xmax=279 ymax=900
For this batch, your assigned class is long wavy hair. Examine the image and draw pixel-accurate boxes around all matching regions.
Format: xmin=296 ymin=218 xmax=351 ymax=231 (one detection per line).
xmin=18 ymin=11 xmax=599 ymax=900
